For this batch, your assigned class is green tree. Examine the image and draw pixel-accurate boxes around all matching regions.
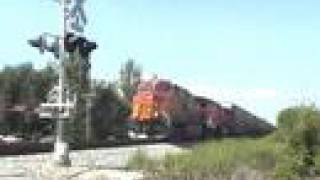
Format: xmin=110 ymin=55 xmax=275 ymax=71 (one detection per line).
xmin=275 ymin=105 xmax=320 ymax=179
xmin=0 ymin=62 xmax=57 ymax=137
xmin=64 ymin=50 xmax=91 ymax=146
xmin=90 ymin=82 xmax=130 ymax=142
xmin=119 ymin=59 xmax=142 ymax=102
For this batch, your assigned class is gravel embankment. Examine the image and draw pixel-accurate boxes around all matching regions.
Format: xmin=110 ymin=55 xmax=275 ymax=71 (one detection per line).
xmin=0 ymin=143 xmax=185 ymax=180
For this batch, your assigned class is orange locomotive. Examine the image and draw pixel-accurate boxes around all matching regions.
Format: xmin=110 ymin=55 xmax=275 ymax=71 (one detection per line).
xmin=127 ymin=77 xmax=234 ymax=140
xmin=127 ymin=77 xmax=274 ymax=140
xmin=128 ymin=78 xmax=178 ymax=140
xmin=131 ymin=79 xmax=175 ymax=121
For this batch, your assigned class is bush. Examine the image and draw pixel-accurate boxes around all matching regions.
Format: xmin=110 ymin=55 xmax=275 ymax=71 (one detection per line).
xmin=164 ymin=137 xmax=275 ymax=174
xmin=128 ymin=137 xmax=276 ymax=179
xmin=127 ymin=149 xmax=159 ymax=171
xmin=275 ymin=105 xmax=320 ymax=179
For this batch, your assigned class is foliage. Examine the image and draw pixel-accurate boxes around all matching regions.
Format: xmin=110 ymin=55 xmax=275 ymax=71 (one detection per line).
xmin=0 ymin=62 xmax=56 ymax=137
xmin=275 ymin=105 xmax=320 ymax=179
xmin=0 ymin=62 xmax=56 ymax=105
xmin=119 ymin=59 xmax=141 ymax=102
xmin=90 ymin=82 xmax=130 ymax=141
xmin=0 ymin=59 xmax=133 ymax=145
xmin=64 ymin=50 xmax=95 ymax=146
xmin=65 ymin=77 xmax=86 ymax=144
xmin=127 ymin=149 xmax=159 ymax=171
xmin=128 ymin=137 xmax=276 ymax=179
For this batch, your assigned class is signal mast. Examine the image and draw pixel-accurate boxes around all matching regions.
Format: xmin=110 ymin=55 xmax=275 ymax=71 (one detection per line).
xmin=28 ymin=0 xmax=97 ymax=166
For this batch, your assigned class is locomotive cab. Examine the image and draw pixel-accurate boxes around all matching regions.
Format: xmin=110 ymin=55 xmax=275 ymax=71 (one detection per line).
xmin=128 ymin=79 xmax=173 ymax=140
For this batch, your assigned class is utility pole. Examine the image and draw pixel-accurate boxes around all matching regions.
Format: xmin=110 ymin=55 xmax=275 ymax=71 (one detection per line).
xmin=0 ymin=88 xmax=4 ymax=123
xmin=85 ymin=79 xmax=95 ymax=145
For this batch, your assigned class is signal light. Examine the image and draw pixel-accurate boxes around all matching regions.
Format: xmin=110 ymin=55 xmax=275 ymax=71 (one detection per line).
xmin=28 ymin=33 xmax=98 ymax=59
xmin=47 ymin=39 xmax=60 ymax=59
xmin=78 ymin=38 xmax=97 ymax=58
xmin=28 ymin=35 xmax=46 ymax=54
xmin=28 ymin=34 xmax=60 ymax=59
xmin=64 ymin=32 xmax=78 ymax=53
xmin=64 ymin=34 xmax=98 ymax=56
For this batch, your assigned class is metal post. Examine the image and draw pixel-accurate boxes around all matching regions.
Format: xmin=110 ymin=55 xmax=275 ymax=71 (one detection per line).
xmin=53 ymin=0 xmax=71 ymax=167
xmin=85 ymin=67 xmax=94 ymax=146
xmin=0 ymin=88 xmax=4 ymax=123
xmin=85 ymin=95 xmax=92 ymax=145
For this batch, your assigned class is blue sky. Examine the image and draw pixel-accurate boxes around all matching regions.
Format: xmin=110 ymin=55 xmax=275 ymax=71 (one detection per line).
xmin=0 ymin=0 xmax=320 ymax=124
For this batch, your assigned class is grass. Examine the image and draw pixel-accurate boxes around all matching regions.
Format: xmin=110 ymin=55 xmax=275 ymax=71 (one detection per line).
xmin=127 ymin=148 xmax=160 ymax=171
xmin=127 ymin=135 xmax=277 ymax=179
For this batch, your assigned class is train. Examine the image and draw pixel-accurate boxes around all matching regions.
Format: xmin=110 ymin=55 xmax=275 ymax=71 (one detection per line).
xmin=127 ymin=77 xmax=274 ymax=141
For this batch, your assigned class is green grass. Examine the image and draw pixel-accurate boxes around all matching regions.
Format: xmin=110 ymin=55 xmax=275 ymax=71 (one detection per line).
xmin=127 ymin=148 xmax=160 ymax=171
xmin=127 ymin=136 xmax=277 ymax=179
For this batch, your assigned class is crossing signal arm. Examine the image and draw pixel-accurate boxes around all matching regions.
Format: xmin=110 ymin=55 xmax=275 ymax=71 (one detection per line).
xmin=28 ymin=35 xmax=46 ymax=54
xmin=64 ymin=33 xmax=98 ymax=57
xmin=27 ymin=33 xmax=60 ymax=58
xmin=28 ymin=33 xmax=97 ymax=59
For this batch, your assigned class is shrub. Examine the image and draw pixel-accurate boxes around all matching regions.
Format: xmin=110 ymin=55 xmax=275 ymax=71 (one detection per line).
xmin=275 ymin=105 xmax=320 ymax=179
xmin=127 ymin=149 xmax=159 ymax=171
xmin=128 ymin=137 xmax=276 ymax=179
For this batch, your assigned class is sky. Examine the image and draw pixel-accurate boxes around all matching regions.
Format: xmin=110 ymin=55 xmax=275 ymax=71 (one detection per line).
xmin=0 ymin=0 xmax=320 ymax=124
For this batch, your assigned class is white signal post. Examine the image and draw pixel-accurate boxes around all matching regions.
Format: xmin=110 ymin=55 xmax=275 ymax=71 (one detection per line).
xmin=53 ymin=0 xmax=89 ymax=166
xmin=53 ymin=0 xmax=70 ymax=166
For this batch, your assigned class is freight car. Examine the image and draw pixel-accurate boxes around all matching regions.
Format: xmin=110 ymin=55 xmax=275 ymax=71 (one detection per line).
xmin=127 ymin=77 xmax=274 ymax=140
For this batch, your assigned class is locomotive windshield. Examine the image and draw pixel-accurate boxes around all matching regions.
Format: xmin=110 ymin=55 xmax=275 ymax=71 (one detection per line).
xmin=154 ymin=81 xmax=171 ymax=92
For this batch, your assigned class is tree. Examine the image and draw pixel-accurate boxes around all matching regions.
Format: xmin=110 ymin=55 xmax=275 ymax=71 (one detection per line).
xmin=90 ymin=82 xmax=130 ymax=141
xmin=0 ymin=62 xmax=57 ymax=137
xmin=119 ymin=59 xmax=142 ymax=102
xmin=276 ymin=105 xmax=320 ymax=179
xmin=64 ymin=48 xmax=91 ymax=146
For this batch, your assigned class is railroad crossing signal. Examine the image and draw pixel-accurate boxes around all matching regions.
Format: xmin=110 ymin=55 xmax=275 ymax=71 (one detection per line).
xmin=28 ymin=33 xmax=60 ymax=58
xmin=39 ymin=103 xmax=75 ymax=119
xmin=28 ymin=35 xmax=46 ymax=54
xmin=51 ymin=0 xmax=87 ymax=33
xmin=65 ymin=0 xmax=88 ymax=33
xmin=27 ymin=0 xmax=95 ymax=166
xmin=38 ymin=85 xmax=77 ymax=119
xmin=28 ymin=33 xmax=97 ymax=59
xmin=64 ymin=32 xmax=98 ymax=57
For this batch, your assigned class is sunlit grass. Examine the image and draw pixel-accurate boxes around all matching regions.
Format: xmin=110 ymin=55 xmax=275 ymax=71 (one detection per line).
xmin=128 ymin=135 xmax=277 ymax=179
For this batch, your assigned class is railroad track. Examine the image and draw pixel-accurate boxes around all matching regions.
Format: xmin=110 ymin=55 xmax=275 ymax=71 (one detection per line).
xmin=0 ymin=131 xmax=270 ymax=156
xmin=0 ymin=138 xmax=173 ymax=156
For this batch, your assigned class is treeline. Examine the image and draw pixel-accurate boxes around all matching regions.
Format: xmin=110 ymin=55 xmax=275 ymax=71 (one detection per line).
xmin=0 ymin=63 xmax=56 ymax=108
xmin=0 ymin=59 xmax=141 ymax=145
xmin=0 ymin=63 xmax=56 ymax=137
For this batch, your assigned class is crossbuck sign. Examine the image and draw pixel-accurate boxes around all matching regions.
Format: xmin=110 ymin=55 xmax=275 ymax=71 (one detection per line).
xmin=39 ymin=85 xmax=77 ymax=119
xmin=65 ymin=0 xmax=88 ymax=33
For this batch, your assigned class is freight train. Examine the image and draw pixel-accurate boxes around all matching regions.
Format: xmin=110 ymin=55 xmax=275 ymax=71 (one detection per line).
xmin=127 ymin=77 xmax=274 ymax=140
